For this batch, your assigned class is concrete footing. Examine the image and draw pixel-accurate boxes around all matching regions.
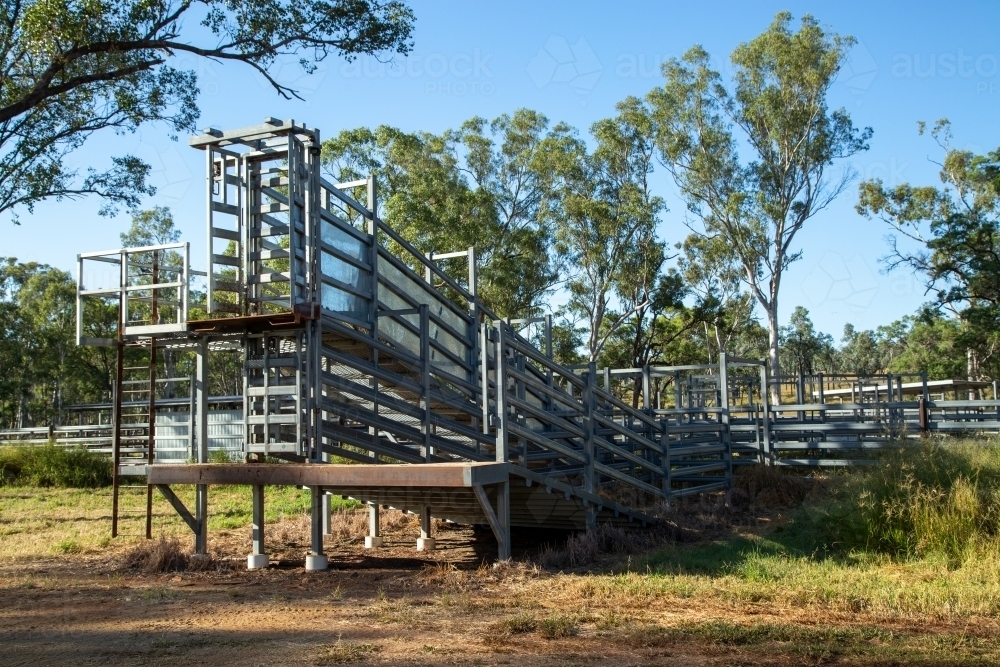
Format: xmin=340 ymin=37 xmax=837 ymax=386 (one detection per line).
xmin=416 ymin=537 xmax=436 ymax=551
xmin=247 ymin=553 xmax=269 ymax=570
xmin=364 ymin=536 xmax=384 ymax=548
xmin=305 ymin=554 xmax=328 ymax=571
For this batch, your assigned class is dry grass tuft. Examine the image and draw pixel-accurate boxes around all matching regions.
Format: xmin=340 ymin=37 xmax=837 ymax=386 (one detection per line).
xmin=269 ymin=512 xmax=311 ymax=546
xmin=538 ymin=613 xmax=578 ymax=639
xmin=315 ymin=640 xmax=382 ymax=664
xmin=538 ymin=523 xmax=663 ymax=569
xmin=120 ymin=537 xmax=197 ymax=573
xmin=418 ymin=559 xmax=543 ymax=593
xmin=326 ymin=509 xmax=369 ymax=544
xmin=417 ymin=561 xmax=466 ymax=588
xmin=482 ymin=611 xmax=538 ymax=645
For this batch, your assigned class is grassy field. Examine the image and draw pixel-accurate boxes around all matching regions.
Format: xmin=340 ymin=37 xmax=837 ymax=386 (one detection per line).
xmin=2 ymin=438 xmax=1000 ymax=665
xmin=0 ymin=482 xmax=359 ymax=560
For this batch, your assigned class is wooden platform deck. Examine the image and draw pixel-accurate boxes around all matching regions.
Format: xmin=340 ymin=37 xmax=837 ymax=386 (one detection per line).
xmin=144 ymin=461 xmax=511 ymax=487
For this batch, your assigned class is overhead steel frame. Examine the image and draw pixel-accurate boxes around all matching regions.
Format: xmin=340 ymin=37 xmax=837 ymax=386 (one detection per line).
xmin=75 ymin=118 xmax=743 ymax=567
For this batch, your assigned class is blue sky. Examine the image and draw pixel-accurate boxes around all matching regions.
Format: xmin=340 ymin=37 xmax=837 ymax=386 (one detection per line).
xmin=5 ymin=0 xmax=999 ymax=339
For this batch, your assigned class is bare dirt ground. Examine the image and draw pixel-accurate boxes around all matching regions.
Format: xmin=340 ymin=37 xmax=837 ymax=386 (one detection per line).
xmin=3 ymin=504 xmax=1000 ymax=667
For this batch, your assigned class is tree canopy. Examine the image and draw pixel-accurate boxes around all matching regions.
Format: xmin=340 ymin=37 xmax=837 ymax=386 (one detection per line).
xmin=857 ymin=119 xmax=1000 ymax=380
xmin=322 ymin=110 xmax=562 ymax=318
xmin=1 ymin=0 xmax=414 ymax=221
xmin=647 ymin=11 xmax=871 ymax=400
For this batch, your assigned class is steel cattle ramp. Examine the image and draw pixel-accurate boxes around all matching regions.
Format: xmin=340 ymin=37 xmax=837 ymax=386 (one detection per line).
xmin=73 ymin=119 xmax=731 ymax=566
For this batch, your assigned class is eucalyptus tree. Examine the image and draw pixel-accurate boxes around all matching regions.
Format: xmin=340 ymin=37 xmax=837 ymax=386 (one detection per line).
xmin=677 ymin=233 xmax=762 ymax=361
xmin=0 ymin=258 xmax=91 ymax=427
xmin=321 ymin=109 xmax=562 ymax=318
xmin=0 ymin=0 xmax=414 ymax=221
xmin=857 ymin=120 xmax=1000 ymax=379
xmin=778 ymin=306 xmax=834 ymax=375
xmin=543 ymin=98 xmax=665 ymax=363
xmin=646 ymin=12 xmax=871 ymax=401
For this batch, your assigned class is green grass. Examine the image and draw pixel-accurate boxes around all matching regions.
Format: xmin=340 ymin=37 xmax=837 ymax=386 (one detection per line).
xmin=0 ymin=484 xmax=359 ymax=559
xmin=538 ymin=613 xmax=578 ymax=639
xmin=0 ymin=444 xmax=111 ymax=487
xmin=571 ymin=438 xmax=1000 ymax=619
xmin=816 ymin=439 xmax=1000 ymax=562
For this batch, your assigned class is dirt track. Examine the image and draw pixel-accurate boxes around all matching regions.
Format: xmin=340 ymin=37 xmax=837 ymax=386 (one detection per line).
xmin=3 ymin=517 xmax=1000 ymax=667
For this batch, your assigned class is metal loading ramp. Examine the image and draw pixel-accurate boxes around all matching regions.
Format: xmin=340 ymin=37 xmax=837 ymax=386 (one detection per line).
xmin=77 ymin=119 xmax=740 ymax=567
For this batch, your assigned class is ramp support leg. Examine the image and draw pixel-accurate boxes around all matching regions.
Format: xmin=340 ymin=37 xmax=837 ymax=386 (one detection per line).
xmin=474 ymin=482 xmax=510 ymax=562
xmin=417 ymin=505 xmax=435 ymax=551
xmin=194 ymin=484 xmax=208 ymax=555
xmin=306 ymin=486 xmax=327 ymax=570
xmin=365 ymin=502 xmax=383 ymax=548
xmin=248 ymin=484 xmax=268 ymax=569
xmin=322 ymin=491 xmax=331 ymax=536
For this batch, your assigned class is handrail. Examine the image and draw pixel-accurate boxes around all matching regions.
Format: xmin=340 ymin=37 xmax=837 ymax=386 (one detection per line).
xmin=593 ymin=384 xmax=662 ymax=432
xmin=373 ymin=218 xmax=474 ymax=303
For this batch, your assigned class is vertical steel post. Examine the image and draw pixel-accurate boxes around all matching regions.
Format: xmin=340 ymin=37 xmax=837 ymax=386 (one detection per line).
xmin=583 ymin=361 xmax=597 ymax=532
xmin=366 ymin=175 xmax=381 ymax=464
xmin=719 ymin=353 xmax=732 ymax=491
xmin=467 ymin=247 xmax=480 ymax=436
xmin=322 ymin=453 xmax=332 ymax=532
xmin=252 ymin=485 xmax=265 ymax=554
xmin=544 ymin=314 xmax=552 ymax=359
xmin=494 ymin=324 xmax=509 ymax=464
xmin=248 ymin=483 xmax=268 ymax=569
xmin=420 ymin=304 xmax=431 ymax=462
xmin=674 ymin=371 xmax=682 ymax=411
xmin=417 ymin=505 xmax=435 ymax=551
xmin=75 ymin=254 xmax=84 ymax=345
xmin=110 ymin=339 xmax=124 ymax=538
xmin=187 ymin=375 xmax=196 ymax=460
xmin=796 ymin=370 xmax=805 ymax=422
xmin=481 ymin=322 xmax=490 ymax=436
xmin=194 ymin=337 xmax=209 ymax=554
xmin=194 ymin=482 xmax=208 ymax=555
xmin=306 ymin=485 xmax=327 ymax=570
xmin=660 ymin=418 xmax=671 ymax=501
xmin=642 ymin=365 xmax=651 ymax=411
xmin=110 ymin=253 xmax=126 ymax=538
xmin=760 ymin=364 xmax=772 ymax=466
xmin=144 ymin=252 xmax=159 ymax=539
xmin=365 ymin=502 xmax=383 ymax=548
xmin=367 ymin=175 xmax=379 ymax=325
xmin=195 ymin=338 xmax=209 ymax=463
xmin=497 ymin=481 xmax=511 ymax=560
xmin=144 ymin=338 xmax=157 ymax=540
xmin=205 ymin=147 xmax=215 ymax=313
